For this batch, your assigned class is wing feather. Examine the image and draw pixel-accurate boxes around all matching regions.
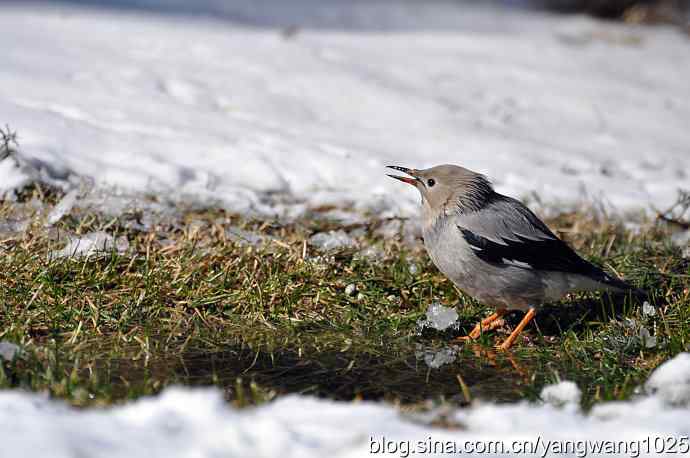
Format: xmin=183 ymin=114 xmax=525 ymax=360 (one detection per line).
xmin=456 ymin=195 xmax=614 ymax=280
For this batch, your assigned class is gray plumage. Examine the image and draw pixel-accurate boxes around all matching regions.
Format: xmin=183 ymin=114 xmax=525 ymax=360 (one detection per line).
xmin=387 ymin=164 xmax=635 ymax=313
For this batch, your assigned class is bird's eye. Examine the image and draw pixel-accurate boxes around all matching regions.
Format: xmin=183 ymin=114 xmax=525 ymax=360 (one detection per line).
xmin=427 ymin=179 xmax=436 ymax=187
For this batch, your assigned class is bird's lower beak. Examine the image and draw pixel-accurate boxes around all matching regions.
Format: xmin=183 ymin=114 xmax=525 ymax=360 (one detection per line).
xmin=386 ymin=165 xmax=419 ymax=186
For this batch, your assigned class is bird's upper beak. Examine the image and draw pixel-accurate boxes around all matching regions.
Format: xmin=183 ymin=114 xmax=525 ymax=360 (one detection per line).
xmin=386 ymin=165 xmax=420 ymax=186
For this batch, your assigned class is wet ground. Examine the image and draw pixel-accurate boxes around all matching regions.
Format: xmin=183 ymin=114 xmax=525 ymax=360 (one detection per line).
xmin=81 ymin=327 xmax=545 ymax=407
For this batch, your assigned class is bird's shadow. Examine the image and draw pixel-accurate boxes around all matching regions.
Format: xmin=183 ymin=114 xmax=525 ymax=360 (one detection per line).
xmin=506 ymin=291 xmax=649 ymax=337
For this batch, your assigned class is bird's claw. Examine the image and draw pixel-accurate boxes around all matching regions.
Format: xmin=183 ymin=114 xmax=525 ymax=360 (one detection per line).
xmin=454 ymin=335 xmax=474 ymax=342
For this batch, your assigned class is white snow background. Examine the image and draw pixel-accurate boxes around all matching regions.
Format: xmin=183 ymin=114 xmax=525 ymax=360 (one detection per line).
xmin=2 ymin=1 xmax=690 ymax=455
xmin=1 ymin=0 xmax=689 ymax=216
xmin=0 ymin=352 xmax=689 ymax=458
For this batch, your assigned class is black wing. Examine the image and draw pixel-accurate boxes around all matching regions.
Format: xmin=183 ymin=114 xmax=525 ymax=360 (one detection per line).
xmin=459 ymin=226 xmax=596 ymax=275
xmin=456 ymin=194 xmax=631 ymax=289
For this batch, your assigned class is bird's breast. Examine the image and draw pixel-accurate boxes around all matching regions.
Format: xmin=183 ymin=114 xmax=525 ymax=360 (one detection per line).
xmin=422 ymin=219 xmax=476 ymax=283
xmin=421 ymin=217 xmax=545 ymax=310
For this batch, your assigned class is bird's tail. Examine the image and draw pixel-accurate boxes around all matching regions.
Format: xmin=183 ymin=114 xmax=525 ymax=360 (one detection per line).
xmin=592 ymin=267 xmax=647 ymax=298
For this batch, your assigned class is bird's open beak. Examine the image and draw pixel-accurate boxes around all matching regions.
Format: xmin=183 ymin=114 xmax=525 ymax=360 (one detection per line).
xmin=386 ymin=165 xmax=419 ymax=186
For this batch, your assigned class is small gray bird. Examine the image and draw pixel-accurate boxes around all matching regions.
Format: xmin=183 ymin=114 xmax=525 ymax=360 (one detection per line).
xmin=387 ymin=164 xmax=637 ymax=350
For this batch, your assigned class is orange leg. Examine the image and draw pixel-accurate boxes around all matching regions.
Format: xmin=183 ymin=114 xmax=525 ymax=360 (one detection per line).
xmin=455 ymin=310 xmax=507 ymax=341
xmin=498 ymin=308 xmax=536 ymax=351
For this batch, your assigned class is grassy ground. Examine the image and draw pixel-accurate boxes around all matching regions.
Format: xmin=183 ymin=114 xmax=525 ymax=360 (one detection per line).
xmin=0 ymin=184 xmax=688 ymax=412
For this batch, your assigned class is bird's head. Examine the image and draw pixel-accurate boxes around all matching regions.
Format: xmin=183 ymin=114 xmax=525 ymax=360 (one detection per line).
xmin=386 ymin=164 xmax=494 ymax=216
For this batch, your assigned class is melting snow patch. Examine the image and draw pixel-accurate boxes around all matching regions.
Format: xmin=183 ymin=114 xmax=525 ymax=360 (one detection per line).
xmin=0 ymin=155 xmax=32 ymax=195
xmin=541 ymin=381 xmax=581 ymax=408
xmin=417 ymin=303 xmax=459 ymax=332
xmin=309 ymin=230 xmax=357 ymax=251
xmin=3 ymin=375 xmax=690 ymax=458
xmin=645 ymin=352 xmax=690 ymax=406
xmin=50 ymin=232 xmax=129 ymax=259
xmin=0 ymin=3 xmax=690 ymax=218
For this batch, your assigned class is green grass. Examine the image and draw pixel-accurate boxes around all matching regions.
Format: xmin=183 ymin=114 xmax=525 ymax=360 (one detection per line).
xmin=0 ymin=186 xmax=688 ymax=410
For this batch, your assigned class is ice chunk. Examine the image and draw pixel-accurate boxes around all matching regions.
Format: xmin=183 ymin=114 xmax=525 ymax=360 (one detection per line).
xmin=45 ymin=189 xmax=79 ymax=226
xmin=0 ymin=341 xmax=21 ymax=362
xmin=417 ymin=303 xmax=459 ymax=331
xmin=50 ymin=232 xmax=129 ymax=259
xmin=645 ymin=352 xmax=690 ymax=406
xmin=642 ymin=301 xmax=656 ymax=317
xmin=344 ymin=284 xmax=356 ymax=296
xmin=541 ymin=381 xmax=581 ymax=408
xmin=309 ymin=230 xmax=357 ymax=251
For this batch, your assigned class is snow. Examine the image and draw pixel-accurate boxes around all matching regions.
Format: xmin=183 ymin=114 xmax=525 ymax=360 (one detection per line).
xmin=309 ymin=230 xmax=357 ymax=251
xmin=541 ymin=381 xmax=582 ymax=408
xmin=2 ymin=353 xmax=690 ymax=457
xmin=0 ymin=157 xmax=32 ymax=194
xmin=45 ymin=188 xmax=80 ymax=226
xmin=345 ymin=283 xmax=357 ymax=296
xmin=50 ymin=231 xmax=130 ymax=259
xmin=2 ymin=1 xmax=690 ymax=454
xmin=1 ymin=1 xmax=689 ymax=218
xmin=645 ymin=352 xmax=690 ymax=406
xmin=417 ymin=302 xmax=460 ymax=331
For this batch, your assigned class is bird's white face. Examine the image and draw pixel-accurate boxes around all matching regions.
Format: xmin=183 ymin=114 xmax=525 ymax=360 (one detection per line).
xmin=387 ymin=164 xmax=495 ymax=222
xmin=386 ymin=165 xmax=465 ymax=217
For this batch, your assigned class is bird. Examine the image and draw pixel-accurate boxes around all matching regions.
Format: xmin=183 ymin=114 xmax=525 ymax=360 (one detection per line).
xmin=387 ymin=164 xmax=639 ymax=350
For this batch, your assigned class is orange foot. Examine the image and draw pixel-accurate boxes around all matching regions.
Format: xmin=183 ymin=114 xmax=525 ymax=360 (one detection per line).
xmin=497 ymin=308 xmax=536 ymax=351
xmin=455 ymin=310 xmax=507 ymax=342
